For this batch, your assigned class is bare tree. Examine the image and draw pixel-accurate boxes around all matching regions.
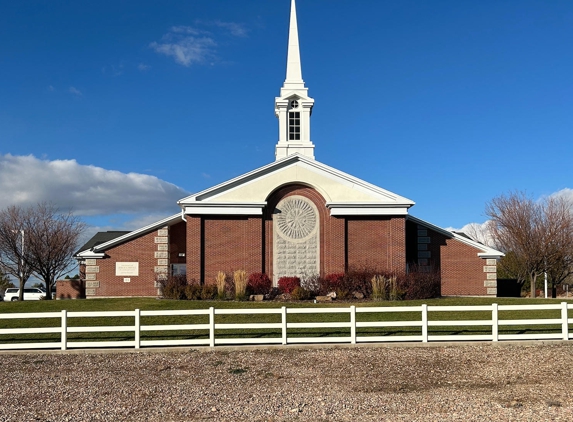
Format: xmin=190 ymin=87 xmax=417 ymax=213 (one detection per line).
xmin=543 ymin=196 xmax=573 ymax=297
xmin=0 ymin=206 xmax=35 ymax=300
xmin=0 ymin=203 xmax=85 ymax=300
xmin=486 ymin=192 xmax=573 ymax=298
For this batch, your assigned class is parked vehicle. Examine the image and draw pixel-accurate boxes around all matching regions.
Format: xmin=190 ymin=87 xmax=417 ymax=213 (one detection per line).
xmin=3 ymin=288 xmax=46 ymax=301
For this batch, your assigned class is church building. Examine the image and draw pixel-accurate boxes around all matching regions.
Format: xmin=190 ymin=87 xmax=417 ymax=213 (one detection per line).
xmin=71 ymin=0 xmax=502 ymax=299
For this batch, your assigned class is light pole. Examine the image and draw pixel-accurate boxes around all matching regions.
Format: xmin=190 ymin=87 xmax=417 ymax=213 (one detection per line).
xmin=19 ymin=229 xmax=24 ymax=283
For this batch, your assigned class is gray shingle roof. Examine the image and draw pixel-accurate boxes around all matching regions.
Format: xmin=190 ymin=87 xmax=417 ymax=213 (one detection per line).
xmin=76 ymin=231 xmax=130 ymax=255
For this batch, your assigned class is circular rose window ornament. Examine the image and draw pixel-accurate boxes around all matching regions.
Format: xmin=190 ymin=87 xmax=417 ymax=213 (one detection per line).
xmin=275 ymin=196 xmax=317 ymax=241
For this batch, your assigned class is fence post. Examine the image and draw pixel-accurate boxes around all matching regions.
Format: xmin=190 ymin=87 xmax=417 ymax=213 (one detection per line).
xmin=134 ymin=309 xmax=140 ymax=349
xmin=209 ymin=307 xmax=215 ymax=348
xmin=492 ymin=303 xmax=498 ymax=342
xmin=61 ymin=310 xmax=67 ymax=351
xmin=281 ymin=306 xmax=287 ymax=345
xmin=562 ymin=302 xmax=569 ymax=341
xmin=421 ymin=304 xmax=428 ymax=343
xmin=350 ymin=306 xmax=356 ymax=344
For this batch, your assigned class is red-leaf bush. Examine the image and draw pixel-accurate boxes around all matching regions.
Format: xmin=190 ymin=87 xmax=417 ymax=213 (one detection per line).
xmin=318 ymin=273 xmax=344 ymax=295
xmin=278 ymin=276 xmax=301 ymax=294
xmin=247 ymin=273 xmax=272 ymax=295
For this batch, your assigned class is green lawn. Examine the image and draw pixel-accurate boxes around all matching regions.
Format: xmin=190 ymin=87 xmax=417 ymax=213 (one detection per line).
xmin=0 ymin=297 xmax=572 ymax=346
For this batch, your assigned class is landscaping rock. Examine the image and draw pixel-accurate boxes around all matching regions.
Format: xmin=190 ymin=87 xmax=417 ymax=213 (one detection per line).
xmin=326 ymin=291 xmax=337 ymax=299
xmin=249 ymin=295 xmax=265 ymax=301
xmin=315 ymin=296 xmax=332 ymax=302
xmin=353 ymin=291 xmax=364 ymax=299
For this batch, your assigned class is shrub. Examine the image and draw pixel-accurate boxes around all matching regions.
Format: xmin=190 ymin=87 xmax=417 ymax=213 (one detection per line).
xmin=215 ymin=271 xmax=226 ymax=299
xmin=291 ymin=286 xmax=311 ymax=300
xmin=300 ymin=274 xmax=320 ymax=296
xmin=278 ymin=276 xmax=301 ymax=294
xmin=247 ymin=273 xmax=272 ymax=295
xmin=339 ymin=267 xmax=376 ymax=299
xmin=319 ymin=273 xmax=344 ymax=295
xmin=201 ymin=284 xmax=218 ymax=300
xmin=234 ymin=270 xmax=248 ymax=300
xmin=160 ymin=275 xmax=187 ymax=300
xmin=185 ymin=281 xmax=202 ymax=300
xmin=399 ymin=267 xmax=440 ymax=300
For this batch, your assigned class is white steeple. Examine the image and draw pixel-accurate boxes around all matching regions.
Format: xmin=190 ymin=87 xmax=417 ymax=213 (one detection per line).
xmin=275 ymin=0 xmax=315 ymax=161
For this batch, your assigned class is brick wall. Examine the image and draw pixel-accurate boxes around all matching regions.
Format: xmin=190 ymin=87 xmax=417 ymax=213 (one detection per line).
xmin=441 ymin=239 xmax=496 ymax=296
xmin=346 ymin=216 xmax=406 ymax=272
xmin=202 ymin=216 xmax=263 ymax=285
xmin=85 ymin=229 xmax=163 ymax=297
xmin=186 ymin=216 xmax=202 ymax=282
xmin=56 ymin=279 xmax=84 ymax=299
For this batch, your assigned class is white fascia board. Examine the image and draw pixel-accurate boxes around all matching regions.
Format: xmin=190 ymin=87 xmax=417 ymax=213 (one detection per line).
xmin=178 ymin=154 xmax=415 ymax=206
xmin=184 ymin=203 xmax=266 ymax=215
xmin=92 ymin=213 xmax=182 ymax=253
xmin=327 ymin=203 xmax=410 ymax=216
xmin=75 ymin=251 xmax=106 ymax=259
xmin=408 ymin=215 xmax=504 ymax=258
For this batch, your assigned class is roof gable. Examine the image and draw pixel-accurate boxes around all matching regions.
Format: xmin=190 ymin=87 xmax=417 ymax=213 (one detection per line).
xmin=178 ymin=154 xmax=414 ymax=216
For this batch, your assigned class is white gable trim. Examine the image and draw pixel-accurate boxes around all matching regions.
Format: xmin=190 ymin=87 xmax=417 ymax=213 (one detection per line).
xmin=178 ymin=154 xmax=415 ymax=209
xmin=327 ymin=203 xmax=410 ymax=216
xmin=81 ymin=213 xmax=182 ymax=254
xmin=183 ymin=203 xmax=266 ymax=215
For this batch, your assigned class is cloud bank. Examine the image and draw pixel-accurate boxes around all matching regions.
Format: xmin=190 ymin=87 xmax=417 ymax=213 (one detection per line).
xmin=0 ymin=154 xmax=189 ymax=216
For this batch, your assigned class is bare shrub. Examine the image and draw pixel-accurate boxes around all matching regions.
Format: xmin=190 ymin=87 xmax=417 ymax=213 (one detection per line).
xmin=399 ymin=265 xmax=440 ymax=300
xmin=159 ymin=274 xmax=187 ymax=300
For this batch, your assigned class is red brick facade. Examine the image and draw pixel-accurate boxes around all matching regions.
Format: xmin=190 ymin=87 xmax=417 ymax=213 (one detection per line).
xmin=79 ymin=184 xmax=496 ymax=297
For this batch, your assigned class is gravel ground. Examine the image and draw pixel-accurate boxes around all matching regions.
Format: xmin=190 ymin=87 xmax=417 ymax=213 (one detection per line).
xmin=0 ymin=342 xmax=572 ymax=421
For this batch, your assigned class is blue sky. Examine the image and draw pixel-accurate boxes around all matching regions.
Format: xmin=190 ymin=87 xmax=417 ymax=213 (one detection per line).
xmin=1 ymin=0 xmax=572 ymax=239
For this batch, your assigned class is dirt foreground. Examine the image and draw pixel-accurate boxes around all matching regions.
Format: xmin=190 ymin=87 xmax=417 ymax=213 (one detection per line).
xmin=1 ymin=342 xmax=572 ymax=421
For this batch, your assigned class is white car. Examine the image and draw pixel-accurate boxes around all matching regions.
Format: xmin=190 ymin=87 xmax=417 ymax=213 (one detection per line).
xmin=3 ymin=288 xmax=46 ymax=301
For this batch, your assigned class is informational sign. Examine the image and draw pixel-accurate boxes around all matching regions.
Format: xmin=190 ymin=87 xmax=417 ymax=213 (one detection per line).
xmin=115 ymin=262 xmax=139 ymax=276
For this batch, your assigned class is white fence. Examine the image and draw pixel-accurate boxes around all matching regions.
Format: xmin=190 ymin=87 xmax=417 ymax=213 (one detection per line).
xmin=0 ymin=303 xmax=572 ymax=351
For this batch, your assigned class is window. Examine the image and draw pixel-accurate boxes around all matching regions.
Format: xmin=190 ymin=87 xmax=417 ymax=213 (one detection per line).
xmin=288 ymin=99 xmax=300 ymax=141
xmin=288 ymin=111 xmax=300 ymax=140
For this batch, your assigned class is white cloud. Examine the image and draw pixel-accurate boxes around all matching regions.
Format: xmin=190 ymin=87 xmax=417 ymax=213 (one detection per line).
xmin=150 ymin=21 xmax=247 ymax=67
xmin=137 ymin=63 xmax=150 ymax=71
xmin=549 ymin=188 xmax=573 ymax=205
xmin=447 ymin=221 xmax=495 ymax=247
xmin=150 ymin=26 xmax=216 ymax=67
xmin=0 ymin=154 xmax=189 ymax=217
xmin=214 ymin=21 xmax=248 ymax=37
xmin=69 ymin=86 xmax=82 ymax=96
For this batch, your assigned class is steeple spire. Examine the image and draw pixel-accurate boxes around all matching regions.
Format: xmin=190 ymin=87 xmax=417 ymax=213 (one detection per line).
xmin=275 ymin=0 xmax=315 ymax=161
xmin=283 ymin=0 xmax=304 ymax=92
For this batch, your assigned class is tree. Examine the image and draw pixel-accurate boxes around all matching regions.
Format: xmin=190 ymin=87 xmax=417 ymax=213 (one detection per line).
xmin=0 ymin=207 xmax=35 ymax=300
xmin=0 ymin=269 xmax=15 ymax=293
xmin=486 ymin=192 xmax=573 ymax=298
xmin=0 ymin=203 xmax=85 ymax=300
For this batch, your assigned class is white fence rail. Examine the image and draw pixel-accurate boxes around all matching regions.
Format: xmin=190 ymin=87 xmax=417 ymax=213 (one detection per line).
xmin=0 ymin=303 xmax=572 ymax=351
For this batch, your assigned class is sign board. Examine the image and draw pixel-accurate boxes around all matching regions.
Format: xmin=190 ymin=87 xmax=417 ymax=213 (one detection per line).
xmin=115 ymin=262 xmax=139 ymax=276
